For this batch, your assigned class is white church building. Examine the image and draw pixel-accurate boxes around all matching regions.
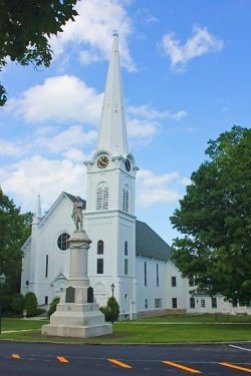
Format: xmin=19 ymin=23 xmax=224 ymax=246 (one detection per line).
xmin=21 ymin=34 xmax=237 ymax=318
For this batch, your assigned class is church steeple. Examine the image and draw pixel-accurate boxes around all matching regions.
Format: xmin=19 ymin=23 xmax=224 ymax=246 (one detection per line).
xmin=84 ymin=34 xmax=137 ymax=316
xmin=97 ymin=32 xmax=128 ymax=156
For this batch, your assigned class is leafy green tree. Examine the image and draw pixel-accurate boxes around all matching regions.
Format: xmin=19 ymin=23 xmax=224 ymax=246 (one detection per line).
xmin=100 ymin=297 xmax=120 ymax=323
xmin=24 ymin=292 xmax=38 ymax=317
xmin=0 ymin=0 xmax=78 ymax=105
xmin=11 ymin=293 xmax=25 ymax=315
xmin=48 ymin=296 xmax=60 ymax=317
xmin=170 ymin=126 xmax=251 ymax=305
xmin=0 ymin=187 xmax=32 ymax=294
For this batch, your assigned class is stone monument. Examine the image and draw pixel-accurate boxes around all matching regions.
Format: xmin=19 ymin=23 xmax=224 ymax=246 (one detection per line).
xmin=42 ymin=198 xmax=112 ymax=338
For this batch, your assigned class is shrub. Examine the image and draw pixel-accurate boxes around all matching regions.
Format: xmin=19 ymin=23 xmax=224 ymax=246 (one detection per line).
xmin=100 ymin=306 xmax=108 ymax=318
xmin=36 ymin=307 xmax=47 ymax=316
xmin=11 ymin=293 xmax=24 ymax=315
xmin=24 ymin=292 xmax=38 ymax=317
xmin=100 ymin=296 xmax=120 ymax=323
xmin=48 ymin=297 xmax=60 ymax=318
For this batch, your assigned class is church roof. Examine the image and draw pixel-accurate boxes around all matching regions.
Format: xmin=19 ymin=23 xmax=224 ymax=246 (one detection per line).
xmin=23 ymin=190 xmax=171 ymax=262
xmin=136 ymin=220 xmax=172 ymax=261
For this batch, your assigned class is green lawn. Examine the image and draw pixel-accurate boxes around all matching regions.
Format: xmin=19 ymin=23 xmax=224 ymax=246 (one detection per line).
xmin=0 ymin=314 xmax=250 ymax=344
xmin=2 ymin=318 xmax=49 ymax=331
xmin=140 ymin=313 xmax=251 ymax=323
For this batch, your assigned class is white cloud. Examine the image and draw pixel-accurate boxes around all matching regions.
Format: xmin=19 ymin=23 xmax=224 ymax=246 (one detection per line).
xmin=137 ymin=169 xmax=181 ymax=207
xmin=0 ymin=139 xmax=23 ymax=157
xmin=138 ymin=188 xmax=180 ymax=206
xmin=162 ymin=25 xmax=224 ymax=73
xmin=79 ymin=50 xmax=101 ymax=65
xmin=50 ymin=0 xmax=135 ymax=71
xmin=7 ymin=75 xmax=103 ymax=125
xmin=138 ymin=170 xmax=180 ymax=186
xmin=128 ymin=104 xmax=187 ymax=121
xmin=6 ymin=74 xmax=188 ymax=148
xmin=0 ymin=156 xmax=86 ymax=212
xmin=127 ymin=118 xmax=158 ymax=141
xmin=63 ymin=148 xmax=87 ymax=162
xmin=127 ymin=104 xmax=188 ymax=143
xmin=180 ymin=177 xmax=192 ymax=186
xmin=135 ymin=8 xmax=159 ymax=25
xmin=0 ymin=125 xmax=97 ymax=162
xmin=35 ymin=126 xmax=97 ymax=154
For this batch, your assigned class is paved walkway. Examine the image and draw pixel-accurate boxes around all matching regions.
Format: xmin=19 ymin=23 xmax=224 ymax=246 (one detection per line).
xmin=2 ymin=329 xmax=36 ymax=333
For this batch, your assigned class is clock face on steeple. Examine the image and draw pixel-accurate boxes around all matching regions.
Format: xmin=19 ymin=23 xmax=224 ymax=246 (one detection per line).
xmin=97 ymin=155 xmax=109 ymax=169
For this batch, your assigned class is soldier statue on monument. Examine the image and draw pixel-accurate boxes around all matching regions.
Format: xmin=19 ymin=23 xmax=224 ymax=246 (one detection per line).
xmin=72 ymin=196 xmax=84 ymax=231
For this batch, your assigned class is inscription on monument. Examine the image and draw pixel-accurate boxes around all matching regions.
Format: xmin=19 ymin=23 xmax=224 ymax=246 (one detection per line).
xmin=87 ymin=286 xmax=94 ymax=303
xmin=65 ymin=286 xmax=75 ymax=303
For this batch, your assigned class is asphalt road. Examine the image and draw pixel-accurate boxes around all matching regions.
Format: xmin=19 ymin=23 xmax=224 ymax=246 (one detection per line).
xmin=0 ymin=341 xmax=250 ymax=375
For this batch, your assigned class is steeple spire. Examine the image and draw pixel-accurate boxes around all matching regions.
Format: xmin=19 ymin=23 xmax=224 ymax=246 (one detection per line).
xmin=97 ymin=33 xmax=129 ymax=156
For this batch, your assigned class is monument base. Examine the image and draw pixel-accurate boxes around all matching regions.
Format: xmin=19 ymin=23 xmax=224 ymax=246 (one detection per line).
xmin=42 ymin=228 xmax=112 ymax=338
xmin=42 ymin=302 xmax=112 ymax=338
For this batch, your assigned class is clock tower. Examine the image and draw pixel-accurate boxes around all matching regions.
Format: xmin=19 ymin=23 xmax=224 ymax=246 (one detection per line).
xmin=84 ymin=33 xmax=138 ymax=317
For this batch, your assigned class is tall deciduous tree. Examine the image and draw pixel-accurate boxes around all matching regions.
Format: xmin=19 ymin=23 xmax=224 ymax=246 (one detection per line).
xmin=0 ymin=187 xmax=32 ymax=294
xmin=0 ymin=0 xmax=78 ymax=105
xmin=170 ymin=126 xmax=251 ymax=305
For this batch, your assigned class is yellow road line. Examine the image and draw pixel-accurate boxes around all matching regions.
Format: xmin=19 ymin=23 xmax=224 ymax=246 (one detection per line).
xmin=108 ymin=358 xmax=132 ymax=368
xmin=57 ymin=356 xmax=69 ymax=364
xmin=12 ymin=353 xmax=21 ymax=360
xmin=219 ymin=362 xmax=251 ymax=373
xmin=162 ymin=360 xmax=202 ymax=374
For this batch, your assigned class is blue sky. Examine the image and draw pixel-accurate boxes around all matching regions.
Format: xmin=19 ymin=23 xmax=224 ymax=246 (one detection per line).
xmin=0 ymin=0 xmax=250 ymax=243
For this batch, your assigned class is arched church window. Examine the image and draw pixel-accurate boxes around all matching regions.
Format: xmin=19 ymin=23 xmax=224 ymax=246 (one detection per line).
xmin=45 ymin=255 xmax=49 ymax=278
xmin=124 ymin=258 xmax=128 ymax=275
xmin=124 ymin=241 xmax=128 ymax=275
xmin=97 ymin=258 xmax=104 ymax=274
xmin=124 ymin=241 xmax=128 ymax=256
xmin=57 ymin=233 xmax=70 ymax=250
xmin=97 ymin=240 xmax=104 ymax=254
xmin=96 ymin=182 xmax=109 ymax=210
xmin=122 ymin=184 xmax=129 ymax=212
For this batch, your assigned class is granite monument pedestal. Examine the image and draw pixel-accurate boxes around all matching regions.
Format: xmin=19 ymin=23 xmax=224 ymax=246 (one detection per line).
xmin=42 ymin=230 xmax=112 ymax=338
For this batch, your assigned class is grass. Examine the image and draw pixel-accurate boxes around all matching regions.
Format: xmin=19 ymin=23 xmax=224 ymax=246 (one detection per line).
xmin=1 ymin=318 xmax=49 ymax=331
xmin=0 ymin=314 xmax=250 ymax=344
xmin=140 ymin=313 xmax=251 ymax=323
